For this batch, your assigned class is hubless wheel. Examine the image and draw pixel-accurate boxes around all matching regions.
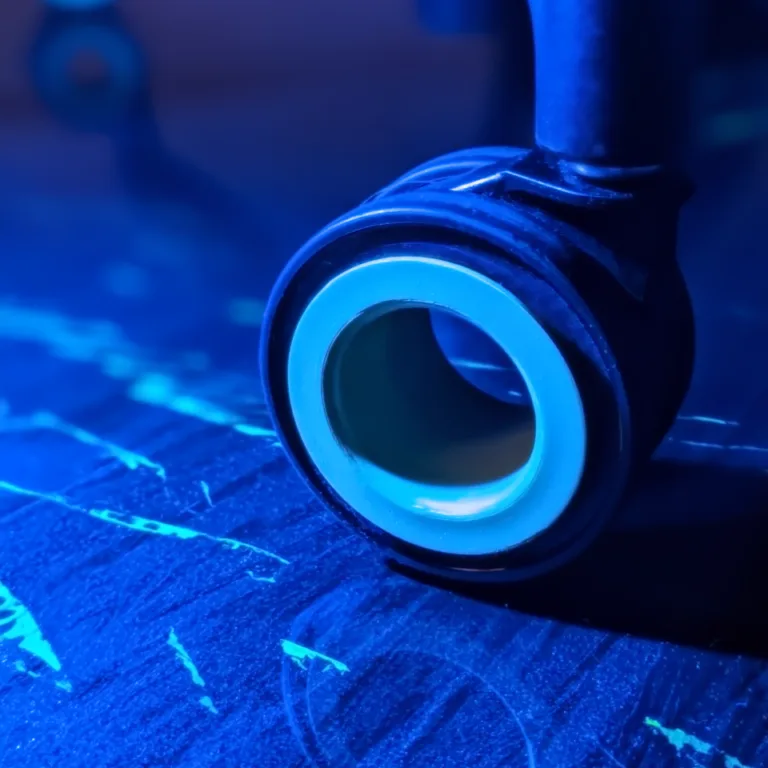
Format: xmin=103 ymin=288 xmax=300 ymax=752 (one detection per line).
xmin=260 ymin=147 xmax=694 ymax=582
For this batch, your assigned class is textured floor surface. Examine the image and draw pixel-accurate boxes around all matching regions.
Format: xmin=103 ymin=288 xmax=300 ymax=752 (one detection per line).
xmin=1 ymin=2 xmax=767 ymax=766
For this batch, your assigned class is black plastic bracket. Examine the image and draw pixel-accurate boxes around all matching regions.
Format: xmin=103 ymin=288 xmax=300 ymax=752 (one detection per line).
xmin=438 ymin=149 xmax=691 ymax=300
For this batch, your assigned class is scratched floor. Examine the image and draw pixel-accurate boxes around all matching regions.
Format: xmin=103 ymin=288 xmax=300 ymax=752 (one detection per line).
xmin=1 ymin=2 xmax=768 ymax=767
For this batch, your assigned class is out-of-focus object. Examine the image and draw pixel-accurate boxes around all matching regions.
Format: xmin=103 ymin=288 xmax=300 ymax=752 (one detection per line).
xmin=30 ymin=4 xmax=145 ymax=132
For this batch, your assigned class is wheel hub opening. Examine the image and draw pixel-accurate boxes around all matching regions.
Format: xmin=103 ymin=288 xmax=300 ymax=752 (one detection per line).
xmin=322 ymin=304 xmax=536 ymax=494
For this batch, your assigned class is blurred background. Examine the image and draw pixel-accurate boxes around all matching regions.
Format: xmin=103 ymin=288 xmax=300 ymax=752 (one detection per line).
xmin=0 ymin=0 xmax=766 ymax=427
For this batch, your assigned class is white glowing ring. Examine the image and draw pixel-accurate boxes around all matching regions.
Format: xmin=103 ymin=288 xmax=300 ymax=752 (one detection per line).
xmin=287 ymin=256 xmax=587 ymax=556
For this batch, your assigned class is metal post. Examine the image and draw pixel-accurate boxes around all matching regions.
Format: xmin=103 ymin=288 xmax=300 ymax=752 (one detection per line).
xmin=528 ymin=0 xmax=696 ymax=170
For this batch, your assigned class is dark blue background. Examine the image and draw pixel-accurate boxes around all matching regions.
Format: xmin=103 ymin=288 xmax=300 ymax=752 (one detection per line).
xmin=0 ymin=1 xmax=767 ymax=766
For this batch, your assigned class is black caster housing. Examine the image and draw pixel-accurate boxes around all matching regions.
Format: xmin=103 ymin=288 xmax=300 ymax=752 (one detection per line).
xmin=260 ymin=0 xmax=697 ymax=582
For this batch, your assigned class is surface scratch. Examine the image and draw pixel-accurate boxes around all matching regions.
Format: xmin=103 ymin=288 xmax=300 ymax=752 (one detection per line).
xmin=676 ymin=439 xmax=768 ymax=454
xmin=0 ymin=403 xmax=166 ymax=478
xmin=168 ymin=628 xmax=219 ymax=714
xmin=645 ymin=717 xmax=752 ymax=768
xmin=200 ymin=480 xmax=213 ymax=507
xmin=0 ymin=301 xmax=275 ymax=440
xmin=130 ymin=373 xmax=276 ymax=438
xmin=0 ymin=479 xmax=289 ymax=564
xmin=678 ymin=414 xmax=740 ymax=426
xmin=0 ymin=580 xmax=61 ymax=672
xmin=1 ymin=580 xmax=71 ymax=692
xmin=281 ymin=639 xmax=349 ymax=674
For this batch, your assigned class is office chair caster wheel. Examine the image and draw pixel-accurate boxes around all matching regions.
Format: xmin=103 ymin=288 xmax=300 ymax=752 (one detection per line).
xmin=261 ymin=147 xmax=694 ymax=582
xmin=30 ymin=6 xmax=144 ymax=132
